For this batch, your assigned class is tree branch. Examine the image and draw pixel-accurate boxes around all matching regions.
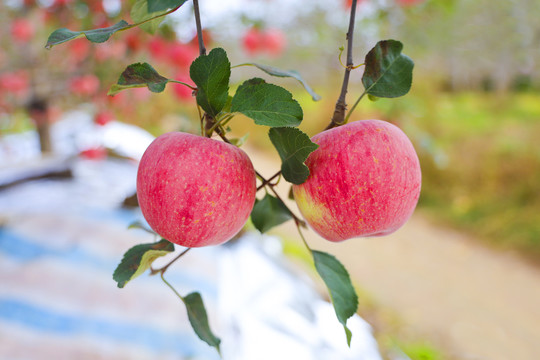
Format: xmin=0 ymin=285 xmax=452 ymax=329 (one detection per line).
xmin=257 ymin=171 xmax=281 ymax=191
xmin=254 ymin=169 xmax=306 ymax=227
xmin=326 ymin=0 xmax=358 ymax=130
xmin=192 ymin=0 xmax=206 ymax=56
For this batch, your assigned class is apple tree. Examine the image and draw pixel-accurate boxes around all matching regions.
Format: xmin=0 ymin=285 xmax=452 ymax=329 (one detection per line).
xmin=45 ymin=0 xmax=419 ymax=355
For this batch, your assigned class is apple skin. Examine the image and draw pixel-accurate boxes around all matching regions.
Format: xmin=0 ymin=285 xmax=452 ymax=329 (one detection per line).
xmin=292 ymin=120 xmax=421 ymax=242
xmin=137 ymin=132 xmax=257 ymax=247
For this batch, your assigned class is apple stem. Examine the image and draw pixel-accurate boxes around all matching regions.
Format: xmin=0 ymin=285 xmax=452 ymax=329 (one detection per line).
xmin=255 ymin=168 xmax=306 ymax=227
xmin=151 ymin=247 xmax=192 ymax=275
xmin=327 ymin=0 xmax=358 ymax=130
xmin=294 ymin=218 xmax=312 ymax=252
xmin=196 ymin=105 xmax=205 ymax=136
xmin=193 ymin=0 xmax=206 ymax=56
xmin=215 ymin=120 xmax=305 ymax=229
xmin=206 ymin=114 xmax=234 ymax=135
xmin=256 ymin=170 xmax=281 ymax=191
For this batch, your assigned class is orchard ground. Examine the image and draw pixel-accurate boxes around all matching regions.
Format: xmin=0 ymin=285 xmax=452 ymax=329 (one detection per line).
xmin=247 ymin=145 xmax=540 ymax=360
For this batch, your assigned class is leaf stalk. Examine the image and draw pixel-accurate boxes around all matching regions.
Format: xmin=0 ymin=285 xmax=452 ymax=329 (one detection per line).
xmin=151 ymin=247 xmax=192 ymax=275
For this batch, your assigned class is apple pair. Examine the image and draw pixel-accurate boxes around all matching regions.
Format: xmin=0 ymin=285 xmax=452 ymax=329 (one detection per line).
xmin=136 ymin=120 xmax=421 ymax=247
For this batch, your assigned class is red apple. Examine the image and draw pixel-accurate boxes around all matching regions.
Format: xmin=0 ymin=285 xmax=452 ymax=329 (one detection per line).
xmin=11 ymin=18 xmax=35 ymax=43
xmin=80 ymin=146 xmax=107 ymax=160
xmin=242 ymin=27 xmax=262 ymax=56
xmin=0 ymin=71 xmax=29 ymax=97
xmin=68 ymin=38 xmax=91 ymax=64
xmin=94 ymin=111 xmax=114 ymax=126
xmin=125 ymin=31 xmax=143 ymax=53
xmin=53 ymin=0 xmax=73 ymax=7
xmin=168 ymin=42 xmax=198 ymax=69
xmin=262 ymin=28 xmax=286 ymax=58
xmin=172 ymin=74 xmax=195 ymax=101
xmin=396 ymin=0 xmax=425 ymax=6
xmin=189 ymin=29 xmax=212 ymax=49
xmin=148 ymin=37 xmax=169 ymax=62
xmin=344 ymin=0 xmax=367 ymax=9
xmin=87 ymin=0 xmax=105 ymax=14
xmin=70 ymin=74 xmax=100 ymax=96
xmin=95 ymin=41 xmax=127 ymax=62
xmin=293 ymin=120 xmax=421 ymax=241
xmin=137 ymin=132 xmax=257 ymax=247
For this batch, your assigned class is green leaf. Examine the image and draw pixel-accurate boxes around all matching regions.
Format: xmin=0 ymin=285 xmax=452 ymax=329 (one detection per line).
xmin=147 ymin=0 xmax=187 ymax=12
xmin=108 ymin=62 xmax=169 ymax=95
xmin=128 ymin=220 xmax=156 ymax=234
xmin=288 ymin=186 xmax=294 ymax=200
xmin=190 ymin=48 xmax=231 ymax=117
xmin=45 ymin=1 xmax=185 ymax=48
xmin=131 ymin=0 xmax=168 ymax=34
xmin=312 ymin=250 xmax=358 ymax=346
xmin=231 ymin=78 xmax=303 ymax=127
xmin=268 ymin=127 xmax=318 ymax=185
xmin=243 ymin=63 xmax=321 ymax=101
xmin=251 ymin=194 xmax=293 ymax=233
xmin=184 ymin=292 xmax=221 ymax=354
xmin=45 ymin=20 xmax=130 ymax=49
xmin=362 ymin=39 xmax=414 ymax=98
xmin=113 ymin=239 xmax=175 ymax=288
xmin=229 ymin=133 xmax=249 ymax=147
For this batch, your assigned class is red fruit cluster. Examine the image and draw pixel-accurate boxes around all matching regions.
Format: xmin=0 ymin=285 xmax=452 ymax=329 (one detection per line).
xmin=148 ymin=38 xmax=199 ymax=70
xmin=80 ymin=146 xmax=107 ymax=160
xmin=396 ymin=0 xmax=425 ymax=6
xmin=172 ymin=74 xmax=195 ymax=101
xmin=242 ymin=27 xmax=286 ymax=58
xmin=11 ymin=18 xmax=35 ymax=43
xmin=70 ymin=75 xmax=100 ymax=96
xmin=0 ymin=71 xmax=29 ymax=97
xmin=94 ymin=111 xmax=114 ymax=126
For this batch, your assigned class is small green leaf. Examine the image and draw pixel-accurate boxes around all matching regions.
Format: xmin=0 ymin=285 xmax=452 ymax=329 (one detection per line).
xmin=231 ymin=78 xmax=303 ymax=127
xmin=184 ymin=292 xmax=221 ymax=354
xmin=190 ymin=48 xmax=231 ymax=117
xmin=312 ymin=250 xmax=358 ymax=346
xmin=288 ymin=186 xmax=294 ymax=200
xmin=128 ymin=220 xmax=156 ymax=234
xmin=229 ymin=133 xmax=249 ymax=147
xmin=113 ymin=239 xmax=175 ymax=288
xmin=251 ymin=194 xmax=293 ymax=233
xmin=243 ymin=63 xmax=321 ymax=101
xmin=45 ymin=20 xmax=130 ymax=49
xmin=148 ymin=0 xmax=187 ymax=12
xmin=362 ymin=39 xmax=414 ymax=98
xmin=132 ymin=0 xmax=168 ymax=34
xmin=108 ymin=62 xmax=170 ymax=95
xmin=268 ymin=127 xmax=318 ymax=185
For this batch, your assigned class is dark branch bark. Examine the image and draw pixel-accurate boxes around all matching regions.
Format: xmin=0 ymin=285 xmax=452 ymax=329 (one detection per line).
xmin=192 ymin=0 xmax=206 ymax=56
xmin=326 ymin=0 xmax=358 ymax=130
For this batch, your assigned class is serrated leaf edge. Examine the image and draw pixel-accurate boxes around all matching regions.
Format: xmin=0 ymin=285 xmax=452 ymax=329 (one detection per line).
xmin=362 ymin=39 xmax=414 ymax=98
